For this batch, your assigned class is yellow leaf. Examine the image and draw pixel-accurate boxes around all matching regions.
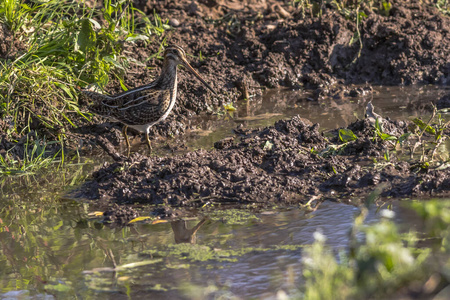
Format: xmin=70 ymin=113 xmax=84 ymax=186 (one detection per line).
xmin=151 ymin=219 xmax=168 ymax=225
xmin=118 ymin=276 xmax=130 ymax=281
xmin=223 ymin=103 xmax=236 ymax=111
xmin=88 ymin=211 xmax=104 ymax=217
xmin=128 ymin=216 xmax=152 ymax=224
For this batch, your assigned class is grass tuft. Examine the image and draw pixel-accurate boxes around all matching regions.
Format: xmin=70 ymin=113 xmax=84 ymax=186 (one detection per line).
xmin=0 ymin=0 xmax=168 ymax=136
xmin=0 ymin=0 xmax=168 ymax=174
xmin=0 ymin=134 xmax=62 ymax=176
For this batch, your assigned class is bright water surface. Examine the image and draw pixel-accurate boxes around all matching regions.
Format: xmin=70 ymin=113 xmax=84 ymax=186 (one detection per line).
xmin=0 ymin=85 xmax=449 ymax=299
xmin=157 ymin=85 xmax=449 ymax=154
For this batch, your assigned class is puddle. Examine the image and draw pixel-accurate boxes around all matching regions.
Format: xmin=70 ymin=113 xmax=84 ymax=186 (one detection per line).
xmin=1 ymin=85 xmax=449 ymax=298
xmin=152 ymin=85 xmax=449 ymax=154
xmin=0 ymin=194 xmax=404 ymax=299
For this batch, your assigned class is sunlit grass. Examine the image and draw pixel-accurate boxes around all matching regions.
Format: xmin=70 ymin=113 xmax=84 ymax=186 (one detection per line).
xmin=0 ymin=134 xmax=63 ymax=176
xmin=435 ymin=0 xmax=450 ymax=15
xmin=0 ymin=0 xmax=169 ymax=175
xmin=0 ymin=0 xmax=168 ymax=136
xmin=0 ymin=0 xmax=27 ymax=31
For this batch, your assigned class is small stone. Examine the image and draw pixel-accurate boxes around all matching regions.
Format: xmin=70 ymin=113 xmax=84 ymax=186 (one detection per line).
xmin=169 ymin=18 xmax=180 ymax=27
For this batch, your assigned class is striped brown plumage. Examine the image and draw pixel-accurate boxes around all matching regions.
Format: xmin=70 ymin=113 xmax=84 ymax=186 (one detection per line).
xmin=82 ymin=46 xmax=216 ymax=156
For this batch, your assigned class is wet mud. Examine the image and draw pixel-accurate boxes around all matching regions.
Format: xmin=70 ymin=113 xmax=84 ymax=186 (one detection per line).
xmin=0 ymin=23 xmax=26 ymax=60
xmin=2 ymin=0 xmax=450 ymax=220
xmin=78 ymin=114 xmax=450 ymax=220
xmin=1 ymin=0 xmax=449 ymax=145
xmin=437 ymin=93 xmax=450 ymax=109
xmin=74 ymin=0 xmax=450 ymax=220
xmin=78 ymin=0 xmax=450 ymax=143
xmin=134 ymin=0 xmax=450 ymax=90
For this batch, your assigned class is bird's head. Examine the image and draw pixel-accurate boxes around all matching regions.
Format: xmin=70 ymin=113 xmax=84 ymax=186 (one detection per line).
xmin=163 ymin=45 xmax=187 ymax=63
xmin=163 ymin=45 xmax=217 ymax=95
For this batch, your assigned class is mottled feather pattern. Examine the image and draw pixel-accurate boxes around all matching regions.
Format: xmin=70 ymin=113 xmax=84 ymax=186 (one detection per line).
xmin=81 ymin=45 xmax=215 ymax=155
xmin=111 ymin=88 xmax=172 ymax=126
xmin=83 ymin=76 xmax=175 ymax=126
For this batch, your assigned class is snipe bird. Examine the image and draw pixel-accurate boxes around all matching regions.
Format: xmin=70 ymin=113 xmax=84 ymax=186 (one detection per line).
xmin=82 ymin=46 xmax=217 ymax=156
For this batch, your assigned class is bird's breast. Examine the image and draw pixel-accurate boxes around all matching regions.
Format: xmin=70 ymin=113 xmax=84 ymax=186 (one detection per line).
xmin=159 ymin=74 xmax=178 ymax=122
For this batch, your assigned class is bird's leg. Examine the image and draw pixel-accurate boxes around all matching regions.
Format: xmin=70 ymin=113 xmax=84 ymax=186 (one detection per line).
xmin=145 ymin=132 xmax=152 ymax=153
xmin=122 ymin=125 xmax=130 ymax=157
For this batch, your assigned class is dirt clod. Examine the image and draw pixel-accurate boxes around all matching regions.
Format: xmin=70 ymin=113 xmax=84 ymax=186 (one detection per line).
xmin=78 ymin=114 xmax=450 ymax=218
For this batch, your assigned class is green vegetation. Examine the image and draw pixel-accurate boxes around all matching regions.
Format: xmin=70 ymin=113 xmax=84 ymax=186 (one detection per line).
xmin=338 ymin=128 xmax=358 ymax=143
xmin=3 ymin=179 xmax=450 ymax=299
xmin=0 ymin=0 xmax=168 ymax=174
xmin=292 ymin=0 xmax=447 ymax=62
xmin=0 ymin=160 xmax=93 ymax=295
xmin=292 ymin=1 xmax=391 ymax=21
xmin=0 ymin=0 xmax=167 ymax=136
xmin=436 ymin=0 xmax=450 ymax=15
xmin=329 ymin=108 xmax=449 ymax=168
xmin=292 ymin=0 xmax=445 ymax=18
xmin=409 ymin=111 xmax=450 ymax=165
xmin=300 ymin=200 xmax=450 ymax=299
xmin=207 ymin=208 xmax=260 ymax=225
xmin=143 ymin=241 xmax=305 ymax=265
xmin=0 ymin=134 xmax=63 ymax=176
xmin=157 ymin=200 xmax=450 ymax=299
xmin=145 ymin=243 xmax=243 ymax=263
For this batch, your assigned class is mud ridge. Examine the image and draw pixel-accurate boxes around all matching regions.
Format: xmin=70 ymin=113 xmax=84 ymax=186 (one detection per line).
xmin=89 ymin=0 xmax=450 ymax=141
xmin=77 ymin=115 xmax=450 ymax=219
xmin=1 ymin=0 xmax=449 ymax=150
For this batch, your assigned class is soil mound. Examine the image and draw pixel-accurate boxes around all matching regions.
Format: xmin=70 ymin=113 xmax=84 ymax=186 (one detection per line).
xmin=88 ymin=0 xmax=450 ymax=143
xmin=128 ymin=0 xmax=450 ymax=95
xmin=78 ymin=115 xmax=450 ymax=216
xmin=0 ymin=23 xmax=26 ymax=60
xmin=437 ymin=93 xmax=450 ymax=109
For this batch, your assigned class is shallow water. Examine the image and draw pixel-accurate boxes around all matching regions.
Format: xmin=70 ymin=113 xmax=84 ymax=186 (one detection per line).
xmin=159 ymin=85 xmax=450 ymax=153
xmin=0 ymin=192 xmax=406 ymax=299
xmin=0 ymin=85 xmax=449 ymax=299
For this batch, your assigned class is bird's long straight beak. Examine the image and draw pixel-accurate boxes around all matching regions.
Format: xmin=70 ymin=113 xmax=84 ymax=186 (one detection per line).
xmin=181 ymin=59 xmax=217 ymax=95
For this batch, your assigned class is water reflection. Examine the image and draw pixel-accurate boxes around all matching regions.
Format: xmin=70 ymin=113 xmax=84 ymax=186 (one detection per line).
xmin=171 ymin=217 xmax=209 ymax=244
xmin=160 ymin=85 xmax=449 ymax=154
xmin=1 ymin=85 xmax=449 ymax=298
xmin=0 ymin=193 xmax=431 ymax=299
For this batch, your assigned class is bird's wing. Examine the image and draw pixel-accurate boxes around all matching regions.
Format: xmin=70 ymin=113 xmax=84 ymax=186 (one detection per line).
xmin=82 ymin=79 xmax=173 ymax=125
xmin=117 ymin=88 xmax=162 ymax=111
xmin=81 ymin=90 xmax=111 ymax=103
xmin=111 ymin=88 xmax=172 ymax=125
xmin=83 ymin=79 xmax=160 ymax=108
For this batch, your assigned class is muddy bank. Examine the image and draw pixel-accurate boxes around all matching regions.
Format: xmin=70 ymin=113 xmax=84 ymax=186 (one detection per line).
xmin=78 ymin=0 xmax=450 ymax=144
xmin=132 ymin=0 xmax=450 ymax=92
xmin=71 ymin=0 xmax=450 ymax=153
xmin=0 ymin=119 xmax=62 ymax=162
xmin=438 ymin=93 xmax=450 ymax=109
xmin=1 ymin=0 xmax=449 ymax=151
xmin=2 ymin=0 xmax=450 ymax=220
xmin=109 ymin=0 xmax=450 ymax=110
xmin=76 ymin=113 xmax=450 ymax=219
